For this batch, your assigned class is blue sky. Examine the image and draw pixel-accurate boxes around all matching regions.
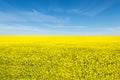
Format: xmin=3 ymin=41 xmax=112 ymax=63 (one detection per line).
xmin=0 ymin=0 xmax=120 ymax=35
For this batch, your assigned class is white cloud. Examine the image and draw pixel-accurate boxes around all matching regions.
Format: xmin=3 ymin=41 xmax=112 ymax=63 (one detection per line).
xmin=49 ymin=0 xmax=115 ymax=16
xmin=0 ymin=9 xmax=69 ymax=24
xmin=48 ymin=7 xmax=64 ymax=12
xmin=0 ymin=23 xmax=120 ymax=35
xmin=0 ymin=24 xmax=52 ymax=34
xmin=104 ymin=27 xmax=120 ymax=35
xmin=42 ymin=23 xmax=87 ymax=29
xmin=49 ymin=8 xmax=83 ymax=14
xmin=84 ymin=4 xmax=113 ymax=16
xmin=80 ymin=0 xmax=115 ymax=16
xmin=82 ymin=27 xmax=120 ymax=35
xmin=67 ymin=9 xmax=83 ymax=14
xmin=0 ymin=24 xmax=39 ymax=31
xmin=0 ymin=11 xmax=27 ymax=22
xmin=23 ymin=9 xmax=68 ymax=23
xmin=0 ymin=23 xmax=88 ymax=34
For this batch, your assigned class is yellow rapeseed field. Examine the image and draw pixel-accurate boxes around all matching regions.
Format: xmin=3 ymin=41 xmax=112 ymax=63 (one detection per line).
xmin=0 ymin=36 xmax=120 ymax=80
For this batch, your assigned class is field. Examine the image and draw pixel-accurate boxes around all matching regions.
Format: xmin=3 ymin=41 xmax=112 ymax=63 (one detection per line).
xmin=0 ymin=36 xmax=120 ymax=80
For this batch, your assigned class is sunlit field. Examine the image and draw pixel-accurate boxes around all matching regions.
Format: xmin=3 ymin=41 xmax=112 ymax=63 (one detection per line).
xmin=0 ymin=36 xmax=120 ymax=80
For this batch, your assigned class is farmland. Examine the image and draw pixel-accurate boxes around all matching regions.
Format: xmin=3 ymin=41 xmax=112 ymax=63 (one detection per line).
xmin=0 ymin=36 xmax=120 ymax=80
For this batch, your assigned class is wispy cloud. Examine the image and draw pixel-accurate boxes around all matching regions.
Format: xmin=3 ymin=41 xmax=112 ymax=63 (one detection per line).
xmin=0 ymin=9 xmax=69 ymax=24
xmin=49 ymin=7 xmax=82 ymax=14
xmin=48 ymin=7 xmax=64 ymax=12
xmin=0 ymin=23 xmax=120 ymax=35
xmin=0 ymin=24 xmax=40 ymax=31
xmin=0 ymin=23 xmax=88 ymax=35
xmin=0 ymin=11 xmax=27 ymax=22
xmin=49 ymin=0 xmax=116 ymax=16
xmin=103 ymin=26 xmax=120 ymax=35
xmin=83 ymin=26 xmax=120 ymax=35
xmin=23 ymin=9 xmax=69 ymax=23
xmin=42 ymin=23 xmax=87 ymax=29
xmin=0 ymin=9 xmax=70 ymax=33
xmin=67 ymin=9 xmax=83 ymax=14
xmin=0 ymin=0 xmax=119 ymax=35
xmin=0 ymin=24 xmax=53 ymax=34
xmin=83 ymin=0 xmax=115 ymax=16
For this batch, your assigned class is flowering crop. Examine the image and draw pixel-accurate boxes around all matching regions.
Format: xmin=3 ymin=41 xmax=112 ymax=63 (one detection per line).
xmin=0 ymin=36 xmax=120 ymax=80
